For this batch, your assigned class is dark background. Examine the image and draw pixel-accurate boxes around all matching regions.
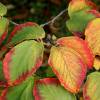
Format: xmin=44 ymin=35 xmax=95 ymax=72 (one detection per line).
xmin=0 ymin=0 xmax=100 ymax=37
xmin=0 ymin=0 xmax=99 ymax=24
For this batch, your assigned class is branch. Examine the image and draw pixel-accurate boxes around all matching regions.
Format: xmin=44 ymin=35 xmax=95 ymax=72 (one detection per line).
xmin=9 ymin=9 xmax=67 ymax=27
xmin=40 ymin=9 xmax=67 ymax=27
xmin=10 ymin=20 xmax=19 ymax=25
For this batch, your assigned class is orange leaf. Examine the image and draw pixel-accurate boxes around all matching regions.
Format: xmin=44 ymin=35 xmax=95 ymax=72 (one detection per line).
xmin=57 ymin=36 xmax=94 ymax=69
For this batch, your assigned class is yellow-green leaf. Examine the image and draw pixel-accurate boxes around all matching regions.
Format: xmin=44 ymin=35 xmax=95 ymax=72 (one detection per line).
xmin=68 ymin=0 xmax=97 ymax=17
xmin=83 ymin=72 xmax=100 ymax=100
xmin=48 ymin=46 xmax=87 ymax=93
xmin=85 ymin=18 xmax=100 ymax=70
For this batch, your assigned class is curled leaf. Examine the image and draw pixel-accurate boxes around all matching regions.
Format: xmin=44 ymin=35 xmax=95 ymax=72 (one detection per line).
xmin=83 ymin=72 xmax=100 ymax=100
xmin=48 ymin=46 xmax=87 ymax=93
xmin=57 ymin=36 xmax=94 ymax=69
xmin=33 ymin=78 xmax=76 ymax=100
xmin=3 ymin=40 xmax=44 ymax=85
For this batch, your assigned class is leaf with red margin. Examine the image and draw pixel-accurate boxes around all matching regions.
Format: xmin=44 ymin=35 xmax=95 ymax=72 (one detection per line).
xmin=48 ymin=46 xmax=87 ymax=93
xmin=0 ymin=46 xmax=9 ymax=60
xmin=0 ymin=61 xmax=6 ymax=82
xmin=85 ymin=18 xmax=100 ymax=70
xmin=57 ymin=36 xmax=94 ymax=69
xmin=33 ymin=78 xmax=76 ymax=100
xmin=68 ymin=0 xmax=98 ymax=17
xmin=66 ymin=9 xmax=100 ymax=33
xmin=0 ymin=76 xmax=34 ymax=100
xmin=85 ymin=18 xmax=100 ymax=52
xmin=8 ymin=22 xmax=45 ymax=46
xmin=0 ymin=17 xmax=9 ymax=45
xmin=0 ymin=61 xmax=7 ymax=88
xmin=3 ymin=40 xmax=44 ymax=86
xmin=83 ymin=72 xmax=100 ymax=100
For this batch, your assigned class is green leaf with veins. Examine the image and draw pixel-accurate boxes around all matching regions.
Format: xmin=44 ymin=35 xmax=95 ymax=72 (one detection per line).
xmin=2 ymin=76 xmax=34 ymax=100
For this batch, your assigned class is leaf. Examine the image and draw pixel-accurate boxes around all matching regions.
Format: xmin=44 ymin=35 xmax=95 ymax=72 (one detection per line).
xmin=48 ymin=46 xmax=87 ymax=93
xmin=0 ymin=3 xmax=7 ymax=16
xmin=33 ymin=78 xmax=76 ymax=100
xmin=83 ymin=72 xmax=100 ymax=100
xmin=85 ymin=18 xmax=100 ymax=70
xmin=0 ymin=46 xmax=8 ymax=60
xmin=66 ymin=9 xmax=99 ymax=33
xmin=68 ymin=0 xmax=97 ymax=17
xmin=57 ymin=36 xmax=94 ymax=69
xmin=8 ymin=22 xmax=45 ymax=46
xmin=0 ymin=61 xmax=6 ymax=81
xmin=93 ymin=57 xmax=100 ymax=70
xmin=45 ymin=66 xmax=56 ymax=77
xmin=0 ymin=17 xmax=9 ymax=45
xmin=85 ymin=18 xmax=100 ymax=52
xmin=3 ymin=40 xmax=44 ymax=85
xmin=1 ymin=76 xmax=34 ymax=100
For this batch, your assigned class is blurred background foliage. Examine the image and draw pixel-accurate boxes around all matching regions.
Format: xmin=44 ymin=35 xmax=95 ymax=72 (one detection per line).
xmin=0 ymin=0 xmax=100 ymax=37
xmin=1 ymin=0 xmax=68 ymax=24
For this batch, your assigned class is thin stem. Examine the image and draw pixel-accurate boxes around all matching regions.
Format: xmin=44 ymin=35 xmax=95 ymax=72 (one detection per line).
xmin=40 ymin=9 xmax=67 ymax=27
xmin=9 ymin=9 xmax=67 ymax=27
xmin=51 ymin=9 xmax=67 ymax=23
xmin=10 ymin=20 xmax=19 ymax=25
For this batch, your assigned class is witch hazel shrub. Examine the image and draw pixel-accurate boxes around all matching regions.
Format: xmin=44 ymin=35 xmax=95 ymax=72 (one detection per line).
xmin=0 ymin=0 xmax=100 ymax=100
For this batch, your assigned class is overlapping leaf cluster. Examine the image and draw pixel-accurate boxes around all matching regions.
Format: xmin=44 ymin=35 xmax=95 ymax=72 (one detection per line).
xmin=0 ymin=0 xmax=100 ymax=100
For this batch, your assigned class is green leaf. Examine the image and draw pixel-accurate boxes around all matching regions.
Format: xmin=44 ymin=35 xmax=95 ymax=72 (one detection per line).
xmin=68 ymin=0 xmax=96 ymax=17
xmin=3 ymin=40 xmax=44 ymax=85
xmin=8 ymin=22 xmax=45 ymax=46
xmin=45 ymin=66 xmax=55 ymax=77
xmin=1 ymin=76 xmax=34 ymax=100
xmin=66 ymin=9 xmax=97 ymax=33
xmin=33 ymin=78 xmax=76 ymax=100
xmin=0 ymin=17 xmax=9 ymax=45
xmin=83 ymin=72 xmax=100 ymax=100
xmin=0 ymin=61 xmax=5 ymax=81
xmin=0 ymin=3 xmax=7 ymax=16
